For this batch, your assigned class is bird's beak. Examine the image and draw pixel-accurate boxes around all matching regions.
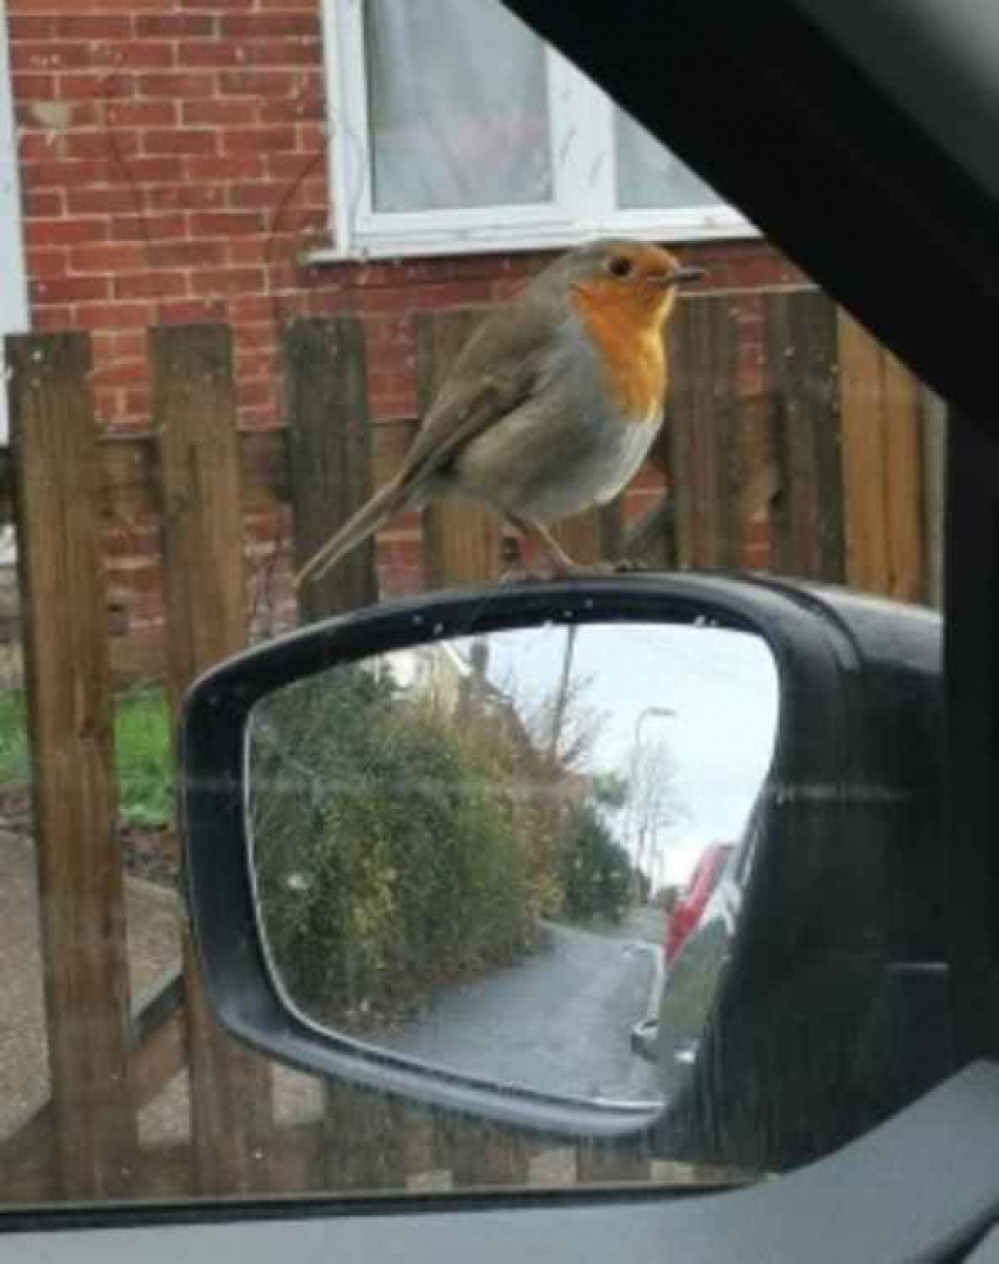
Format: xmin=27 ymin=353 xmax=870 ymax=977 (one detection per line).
xmin=664 ymin=265 xmax=706 ymax=287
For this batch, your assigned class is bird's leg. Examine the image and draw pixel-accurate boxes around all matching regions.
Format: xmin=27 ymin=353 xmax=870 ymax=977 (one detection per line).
xmin=505 ymin=514 xmax=579 ymax=577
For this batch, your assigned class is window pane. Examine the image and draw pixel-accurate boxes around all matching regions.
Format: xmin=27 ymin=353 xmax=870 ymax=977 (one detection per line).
xmin=364 ymin=0 xmax=553 ymax=212
xmin=615 ymin=107 xmax=725 ymax=210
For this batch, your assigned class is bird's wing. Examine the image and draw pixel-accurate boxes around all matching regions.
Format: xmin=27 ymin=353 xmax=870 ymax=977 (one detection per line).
xmin=398 ymin=292 xmax=565 ymax=490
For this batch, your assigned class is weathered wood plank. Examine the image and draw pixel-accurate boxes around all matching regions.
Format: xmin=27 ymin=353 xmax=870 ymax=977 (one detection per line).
xmin=765 ymin=290 xmax=845 ymax=581
xmin=415 ymin=309 xmax=503 ymax=587
xmin=838 ymin=312 xmax=891 ymax=593
xmin=882 ymin=346 xmax=925 ymax=602
xmin=920 ymin=389 xmax=947 ymax=609
xmin=284 ymin=317 xmax=378 ymax=622
xmin=666 ymin=294 xmax=742 ymax=569
xmin=8 ymin=331 xmax=138 ymax=1200
xmin=838 ymin=312 xmax=926 ymax=600
xmin=152 ymin=323 xmax=273 ymax=1195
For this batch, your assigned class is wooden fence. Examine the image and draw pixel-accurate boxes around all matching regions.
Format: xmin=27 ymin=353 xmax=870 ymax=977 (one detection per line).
xmin=0 ymin=287 xmax=942 ymax=1203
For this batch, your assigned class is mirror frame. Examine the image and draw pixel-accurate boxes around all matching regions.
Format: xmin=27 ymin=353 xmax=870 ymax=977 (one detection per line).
xmin=178 ymin=573 xmax=944 ymax=1155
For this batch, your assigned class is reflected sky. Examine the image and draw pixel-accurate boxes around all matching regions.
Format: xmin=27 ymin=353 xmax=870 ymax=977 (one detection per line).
xmin=390 ymin=622 xmax=779 ymax=886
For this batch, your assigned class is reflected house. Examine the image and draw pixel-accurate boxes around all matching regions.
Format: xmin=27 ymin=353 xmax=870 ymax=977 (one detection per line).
xmin=378 ymin=638 xmax=593 ymax=816
xmin=377 ymin=641 xmax=473 ymax=714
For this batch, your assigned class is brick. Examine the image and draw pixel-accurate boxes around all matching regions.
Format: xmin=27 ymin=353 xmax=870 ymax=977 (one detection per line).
xmin=236 ymin=380 xmax=276 ymax=408
xmin=108 ymin=330 xmax=148 ymax=360
xmin=221 ymin=13 xmax=320 ymax=38
xmin=90 ymin=358 xmax=150 ymax=387
xmin=94 ymin=41 xmax=175 ymax=73
xmin=267 ymin=151 xmax=326 ymax=181
xmin=190 ymin=267 xmax=267 ymax=296
xmin=53 ymin=15 xmax=134 ymax=40
xmin=33 ymin=306 xmax=76 ymax=331
xmin=181 ymin=99 xmax=260 ymax=127
xmin=32 ymin=274 xmax=111 ymax=303
xmin=185 ymin=153 xmax=266 ymax=182
xmin=8 ymin=15 xmax=56 ymax=40
xmin=143 ymin=128 xmax=219 ymax=156
xmin=154 ymin=239 xmax=228 ymax=268
xmin=235 ymin=322 xmax=277 ymax=352
xmin=189 ymin=209 xmax=266 ymax=236
xmin=55 ymin=72 xmax=136 ymax=101
xmin=144 ymin=183 xmax=225 ymax=212
xmin=136 ymin=72 xmax=215 ymax=99
xmin=23 ymin=190 xmax=64 ymax=217
xmin=66 ymin=186 xmax=141 ymax=215
xmin=228 ymin=237 xmax=271 ymax=265
xmin=239 ymin=404 xmax=279 ymax=428
xmin=62 ymin=129 xmax=141 ymax=161
xmin=12 ymin=43 xmax=95 ymax=72
xmin=104 ymin=100 xmax=179 ymax=126
xmin=113 ymin=271 xmax=189 ymax=300
xmin=244 ymin=40 xmax=321 ymax=69
xmin=157 ymin=298 xmax=229 ymax=324
xmin=296 ymin=121 xmax=326 ymax=151
xmin=135 ymin=14 xmax=218 ymax=38
xmin=178 ymin=42 xmax=249 ymax=69
xmin=178 ymin=0 xmax=254 ymax=8
xmin=230 ymin=182 xmax=280 ymax=210
xmin=23 ymin=158 xmax=116 ymax=188
xmin=229 ymin=293 xmax=279 ymax=322
xmin=258 ymin=94 xmax=325 ymax=124
xmin=12 ymin=73 xmax=57 ymax=100
xmin=70 ymin=242 xmax=149 ymax=273
xmin=25 ymin=217 xmax=109 ymax=246
xmin=219 ymin=69 xmax=300 ymax=96
xmin=235 ymin=350 xmax=280 ymax=379
xmin=221 ymin=126 xmax=297 ymax=155
xmin=122 ymin=388 xmax=152 ymax=418
xmin=26 ymin=247 xmax=69 ymax=278
xmin=110 ymin=213 xmax=188 ymax=242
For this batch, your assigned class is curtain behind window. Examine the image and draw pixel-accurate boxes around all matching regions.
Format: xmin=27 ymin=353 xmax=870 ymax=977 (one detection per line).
xmin=364 ymin=0 xmax=553 ymax=212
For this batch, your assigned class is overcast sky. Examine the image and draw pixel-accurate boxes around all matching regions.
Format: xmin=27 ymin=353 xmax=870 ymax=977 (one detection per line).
xmin=455 ymin=621 xmax=779 ymax=885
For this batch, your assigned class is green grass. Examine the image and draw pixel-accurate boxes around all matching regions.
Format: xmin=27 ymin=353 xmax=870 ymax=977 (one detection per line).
xmin=113 ymin=689 xmax=174 ymax=828
xmin=0 ymin=686 xmax=173 ymax=829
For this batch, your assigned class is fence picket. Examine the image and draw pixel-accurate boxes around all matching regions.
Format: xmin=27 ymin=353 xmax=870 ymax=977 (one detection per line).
xmin=8 ymin=332 xmax=137 ymax=1199
xmin=285 ymin=316 xmax=378 ymax=622
xmin=152 ymin=323 xmax=273 ymax=1194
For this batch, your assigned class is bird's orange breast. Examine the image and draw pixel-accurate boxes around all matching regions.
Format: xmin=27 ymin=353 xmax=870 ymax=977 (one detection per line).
xmin=569 ymin=281 xmax=668 ymax=423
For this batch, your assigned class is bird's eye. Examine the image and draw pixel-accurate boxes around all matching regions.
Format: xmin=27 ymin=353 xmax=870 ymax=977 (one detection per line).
xmin=607 ymin=255 xmax=633 ymax=278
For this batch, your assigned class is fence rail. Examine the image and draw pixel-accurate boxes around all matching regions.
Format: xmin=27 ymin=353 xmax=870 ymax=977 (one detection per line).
xmin=0 ymin=287 xmax=941 ymax=1202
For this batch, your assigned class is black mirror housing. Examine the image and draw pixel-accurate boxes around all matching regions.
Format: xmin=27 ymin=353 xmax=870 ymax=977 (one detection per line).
xmin=178 ymin=573 xmax=948 ymax=1170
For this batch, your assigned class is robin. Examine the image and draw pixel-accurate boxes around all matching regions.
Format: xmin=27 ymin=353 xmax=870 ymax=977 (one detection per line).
xmin=295 ymin=238 xmax=704 ymax=587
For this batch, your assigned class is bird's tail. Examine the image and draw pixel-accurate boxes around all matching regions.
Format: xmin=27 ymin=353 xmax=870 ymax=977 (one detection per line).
xmin=294 ymin=474 xmax=410 ymax=589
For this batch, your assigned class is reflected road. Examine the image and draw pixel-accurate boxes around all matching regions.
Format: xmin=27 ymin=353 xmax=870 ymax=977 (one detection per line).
xmin=384 ymin=915 xmax=663 ymax=1103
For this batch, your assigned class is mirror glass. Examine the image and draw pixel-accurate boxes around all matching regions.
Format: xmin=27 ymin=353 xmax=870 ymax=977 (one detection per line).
xmin=245 ymin=621 xmax=779 ymax=1107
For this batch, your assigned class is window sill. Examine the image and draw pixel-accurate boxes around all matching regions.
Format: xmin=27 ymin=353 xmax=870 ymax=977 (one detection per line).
xmin=306 ymin=215 xmax=761 ymax=266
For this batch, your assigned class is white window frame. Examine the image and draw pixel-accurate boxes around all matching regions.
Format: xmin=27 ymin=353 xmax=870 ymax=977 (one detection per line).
xmin=316 ymin=0 xmax=757 ymax=261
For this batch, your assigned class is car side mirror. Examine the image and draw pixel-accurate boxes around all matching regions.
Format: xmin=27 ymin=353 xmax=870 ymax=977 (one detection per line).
xmin=179 ymin=574 xmax=949 ymax=1170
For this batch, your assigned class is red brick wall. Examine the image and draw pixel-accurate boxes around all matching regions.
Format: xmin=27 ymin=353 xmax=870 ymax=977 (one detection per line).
xmin=6 ymin=1 xmax=802 ymax=669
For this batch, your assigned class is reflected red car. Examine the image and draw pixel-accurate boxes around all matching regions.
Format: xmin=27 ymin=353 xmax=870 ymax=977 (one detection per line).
xmin=665 ymin=842 xmax=735 ymax=965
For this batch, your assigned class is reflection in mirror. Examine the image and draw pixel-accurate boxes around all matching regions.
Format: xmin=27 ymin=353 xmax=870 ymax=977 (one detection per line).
xmin=246 ymin=622 xmax=779 ymax=1107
